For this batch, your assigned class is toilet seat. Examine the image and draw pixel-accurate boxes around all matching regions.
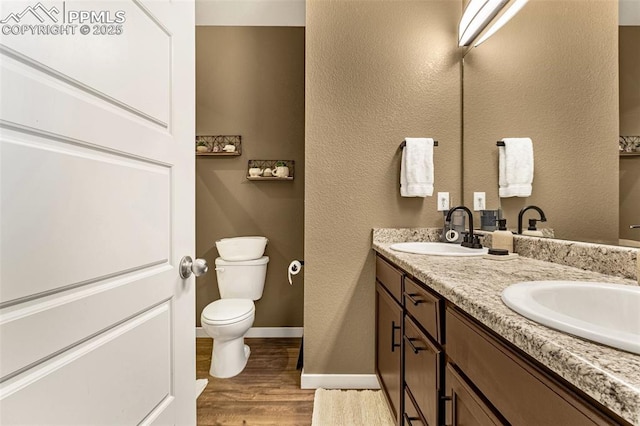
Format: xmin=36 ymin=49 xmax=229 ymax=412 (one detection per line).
xmin=202 ymin=299 xmax=255 ymax=326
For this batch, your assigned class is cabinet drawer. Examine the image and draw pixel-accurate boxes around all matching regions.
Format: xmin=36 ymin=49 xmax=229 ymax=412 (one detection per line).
xmin=445 ymin=364 xmax=505 ymax=426
xmin=404 ymin=316 xmax=441 ymax=426
xmin=404 ymin=389 xmax=425 ymax=426
xmin=404 ymin=276 xmax=441 ymax=343
xmin=376 ymin=255 xmax=403 ymax=303
xmin=446 ymin=307 xmax=617 ymax=426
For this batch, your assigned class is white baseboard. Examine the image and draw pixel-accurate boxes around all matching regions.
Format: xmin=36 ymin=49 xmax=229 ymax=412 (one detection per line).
xmin=196 ymin=326 xmax=304 ymax=338
xmin=300 ymin=369 xmax=380 ymax=390
xmin=195 ymin=379 xmax=208 ymax=399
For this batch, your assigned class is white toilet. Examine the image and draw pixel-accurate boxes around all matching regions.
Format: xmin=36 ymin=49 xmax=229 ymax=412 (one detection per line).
xmin=201 ymin=237 xmax=269 ymax=378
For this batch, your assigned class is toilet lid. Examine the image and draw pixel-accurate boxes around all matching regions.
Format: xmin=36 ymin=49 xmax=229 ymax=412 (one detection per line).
xmin=201 ymin=299 xmax=255 ymax=325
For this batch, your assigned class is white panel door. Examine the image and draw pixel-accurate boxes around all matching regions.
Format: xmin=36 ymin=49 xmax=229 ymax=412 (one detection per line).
xmin=0 ymin=0 xmax=196 ymax=424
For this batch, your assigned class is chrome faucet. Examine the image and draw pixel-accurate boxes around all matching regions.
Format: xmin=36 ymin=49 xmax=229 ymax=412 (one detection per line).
xmin=518 ymin=205 xmax=547 ymax=235
xmin=446 ymin=206 xmax=483 ymax=248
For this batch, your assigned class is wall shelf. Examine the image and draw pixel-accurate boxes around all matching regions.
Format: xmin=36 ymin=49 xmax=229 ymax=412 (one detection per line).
xmin=196 ymin=152 xmax=241 ymax=157
xmin=196 ymin=135 xmax=242 ymax=156
xmin=247 ymin=176 xmax=294 ymax=181
xmin=247 ymin=159 xmax=295 ymax=181
xmin=619 ymin=136 xmax=639 ymax=155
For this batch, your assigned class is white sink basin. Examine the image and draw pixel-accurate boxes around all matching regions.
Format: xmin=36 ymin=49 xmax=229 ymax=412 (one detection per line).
xmin=389 ymin=242 xmax=488 ymax=257
xmin=502 ymin=281 xmax=640 ymax=354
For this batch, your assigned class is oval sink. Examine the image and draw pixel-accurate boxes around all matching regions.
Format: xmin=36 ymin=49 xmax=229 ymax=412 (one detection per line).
xmin=390 ymin=242 xmax=488 ymax=257
xmin=502 ymin=281 xmax=640 ymax=354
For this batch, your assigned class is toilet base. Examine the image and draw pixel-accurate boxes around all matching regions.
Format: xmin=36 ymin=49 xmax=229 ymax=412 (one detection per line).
xmin=209 ymin=337 xmax=251 ymax=378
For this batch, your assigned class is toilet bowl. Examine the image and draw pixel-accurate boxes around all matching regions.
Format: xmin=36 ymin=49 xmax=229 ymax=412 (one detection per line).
xmin=201 ymin=298 xmax=255 ymax=378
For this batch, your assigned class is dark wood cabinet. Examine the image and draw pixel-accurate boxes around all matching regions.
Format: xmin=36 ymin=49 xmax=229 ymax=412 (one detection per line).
xmin=375 ymin=254 xmax=630 ymax=426
xmin=445 ymin=307 xmax=620 ymax=426
xmin=444 ymin=364 xmax=505 ymax=426
xmin=376 ymin=281 xmax=402 ymax=422
xmin=404 ymin=316 xmax=441 ymax=426
xmin=404 ymin=276 xmax=441 ymax=343
xmin=376 ymin=255 xmax=403 ymax=303
xmin=404 ymin=389 xmax=425 ymax=425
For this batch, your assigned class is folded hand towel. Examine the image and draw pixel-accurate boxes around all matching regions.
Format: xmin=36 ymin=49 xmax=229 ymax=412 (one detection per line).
xmin=499 ymin=138 xmax=534 ymax=197
xmin=401 ymin=138 xmax=434 ymax=197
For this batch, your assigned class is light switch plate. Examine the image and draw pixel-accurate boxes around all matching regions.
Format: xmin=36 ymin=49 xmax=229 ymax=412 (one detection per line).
xmin=473 ymin=192 xmax=486 ymax=211
xmin=437 ymin=192 xmax=450 ymax=211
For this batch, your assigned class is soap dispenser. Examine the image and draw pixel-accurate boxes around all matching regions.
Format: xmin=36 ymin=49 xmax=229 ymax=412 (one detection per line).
xmin=522 ymin=219 xmax=544 ymax=237
xmin=492 ymin=219 xmax=514 ymax=253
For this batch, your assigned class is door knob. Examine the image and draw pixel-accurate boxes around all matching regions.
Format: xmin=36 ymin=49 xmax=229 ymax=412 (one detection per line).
xmin=179 ymin=256 xmax=208 ymax=279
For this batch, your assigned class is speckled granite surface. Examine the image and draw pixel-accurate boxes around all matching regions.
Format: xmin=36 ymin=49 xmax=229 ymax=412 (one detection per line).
xmin=473 ymin=230 xmax=636 ymax=281
xmin=372 ymin=231 xmax=640 ymax=424
xmin=372 ymin=228 xmax=443 ymax=244
xmin=513 ymin=236 xmax=638 ymax=281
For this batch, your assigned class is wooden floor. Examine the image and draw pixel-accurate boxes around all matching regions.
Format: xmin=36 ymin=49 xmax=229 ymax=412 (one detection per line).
xmin=197 ymin=338 xmax=315 ymax=426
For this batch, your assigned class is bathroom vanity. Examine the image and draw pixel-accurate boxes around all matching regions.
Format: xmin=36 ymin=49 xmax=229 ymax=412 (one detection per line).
xmin=373 ymin=230 xmax=639 ymax=426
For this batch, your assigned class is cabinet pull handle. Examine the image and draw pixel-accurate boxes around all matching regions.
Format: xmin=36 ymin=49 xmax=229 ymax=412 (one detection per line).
xmin=391 ymin=321 xmax=401 ymax=352
xmin=404 ymin=335 xmax=425 ymax=354
xmin=403 ymin=413 xmax=422 ymax=425
xmin=405 ymin=292 xmax=425 ymax=306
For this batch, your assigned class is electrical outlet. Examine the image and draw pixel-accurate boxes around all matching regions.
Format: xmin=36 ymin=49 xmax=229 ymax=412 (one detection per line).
xmin=437 ymin=192 xmax=450 ymax=211
xmin=473 ymin=192 xmax=486 ymax=211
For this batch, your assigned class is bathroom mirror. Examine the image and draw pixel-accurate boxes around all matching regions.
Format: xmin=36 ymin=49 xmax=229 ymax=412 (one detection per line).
xmin=462 ymin=0 xmax=640 ymax=247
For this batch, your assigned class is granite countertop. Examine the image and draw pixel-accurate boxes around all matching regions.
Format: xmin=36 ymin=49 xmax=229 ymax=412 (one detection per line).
xmin=372 ymin=237 xmax=640 ymax=424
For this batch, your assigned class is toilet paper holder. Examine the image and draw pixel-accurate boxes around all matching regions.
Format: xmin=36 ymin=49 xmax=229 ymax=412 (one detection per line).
xmin=288 ymin=260 xmax=304 ymax=285
xmin=290 ymin=260 xmax=304 ymax=272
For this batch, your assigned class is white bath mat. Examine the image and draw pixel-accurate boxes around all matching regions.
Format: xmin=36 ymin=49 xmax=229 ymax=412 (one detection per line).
xmin=311 ymin=389 xmax=395 ymax=426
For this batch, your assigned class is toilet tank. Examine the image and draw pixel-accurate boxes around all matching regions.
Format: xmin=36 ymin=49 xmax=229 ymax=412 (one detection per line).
xmin=215 ymin=256 xmax=269 ymax=300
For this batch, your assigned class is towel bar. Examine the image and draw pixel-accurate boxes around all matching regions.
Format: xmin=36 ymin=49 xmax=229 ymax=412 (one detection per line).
xmin=399 ymin=140 xmax=439 ymax=149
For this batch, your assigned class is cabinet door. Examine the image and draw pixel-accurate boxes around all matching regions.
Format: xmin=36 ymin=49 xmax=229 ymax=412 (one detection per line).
xmin=404 ymin=389 xmax=425 ymax=426
xmin=404 ymin=317 xmax=441 ymax=426
xmin=446 ymin=307 xmax=619 ymax=425
xmin=445 ymin=364 xmax=505 ymax=426
xmin=376 ymin=282 xmax=403 ymax=423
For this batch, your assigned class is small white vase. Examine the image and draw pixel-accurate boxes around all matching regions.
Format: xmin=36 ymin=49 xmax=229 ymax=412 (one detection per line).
xmin=275 ymin=166 xmax=289 ymax=178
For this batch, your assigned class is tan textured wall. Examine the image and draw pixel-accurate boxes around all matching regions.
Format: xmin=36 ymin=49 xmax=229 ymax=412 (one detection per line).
xmin=463 ymin=0 xmax=619 ymax=244
xmin=305 ymin=1 xmax=461 ymax=374
xmin=620 ymin=26 xmax=640 ymax=135
xmin=195 ymin=27 xmax=305 ymax=327
xmin=619 ymin=26 xmax=640 ymax=242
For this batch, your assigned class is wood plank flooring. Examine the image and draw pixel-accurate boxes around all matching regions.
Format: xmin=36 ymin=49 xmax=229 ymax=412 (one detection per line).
xmin=197 ymin=338 xmax=315 ymax=426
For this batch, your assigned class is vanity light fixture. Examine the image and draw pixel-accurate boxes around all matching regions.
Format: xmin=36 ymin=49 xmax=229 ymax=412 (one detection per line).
xmin=474 ymin=0 xmax=529 ymax=46
xmin=458 ymin=0 xmax=508 ymax=47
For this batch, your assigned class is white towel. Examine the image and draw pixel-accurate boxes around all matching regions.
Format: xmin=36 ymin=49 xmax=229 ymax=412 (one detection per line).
xmin=499 ymin=138 xmax=534 ymax=197
xmin=400 ymin=138 xmax=434 ymax=197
